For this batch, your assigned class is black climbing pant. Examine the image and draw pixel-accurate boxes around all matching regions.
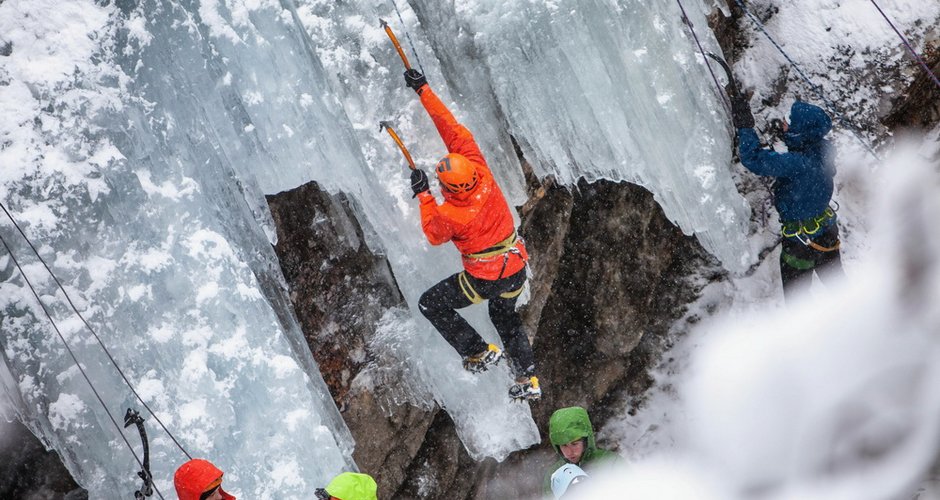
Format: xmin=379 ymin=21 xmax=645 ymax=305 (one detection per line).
xmin=780 ymin=222 xmax=845 ymax=301
xmin=418 ymin=268 xmax=536 ymax=377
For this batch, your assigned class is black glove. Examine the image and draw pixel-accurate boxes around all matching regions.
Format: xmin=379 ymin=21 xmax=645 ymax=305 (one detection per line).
xmin=410 ymin=168 xmax=429 ymax=197
xmin=730 ymin=94 xmax=755 ymax=129
xmin=404 ymin=69 xmax=427 ymax=93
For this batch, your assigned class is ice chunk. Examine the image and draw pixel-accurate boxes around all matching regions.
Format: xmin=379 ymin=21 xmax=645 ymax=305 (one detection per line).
xmin=0 ymin=1 xmax=355 ymax=497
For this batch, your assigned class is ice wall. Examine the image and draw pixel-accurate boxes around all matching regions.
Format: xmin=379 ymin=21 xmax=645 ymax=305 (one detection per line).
xmin=278 ymin=0 xmax=749 ymax=455
xmin=285 ymin=0 xmax=751 ymax=268
xmin=579 ymin=135 xmax=940 ymax=500
xmin=0 ymin=1 xmax=355 ymax=497
xmin=2 ymin=0 xmax=752 ymax=494
xmin=413 ymin=0 xmax=751 ymax=271
xmin=281 ymin=0 xmax=748 ymax=455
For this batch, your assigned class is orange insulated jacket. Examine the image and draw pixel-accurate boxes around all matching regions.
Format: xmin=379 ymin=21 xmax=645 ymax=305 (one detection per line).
xmin=416 ymin=85 xmax=528 ymax=280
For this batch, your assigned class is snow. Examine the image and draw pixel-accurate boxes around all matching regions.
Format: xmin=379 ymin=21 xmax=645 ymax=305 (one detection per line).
xmin=49 ymin=393 xmax=88 ymax=431
xmin=733 ymin=0 xmax=940 ymax=156
xmin=1 ymin=0 xmax=356 ymax=497
xmin=600 ymin=132 xmax=940 ymax=500
xmin=1 ymin=0 xmax=938 ymax=497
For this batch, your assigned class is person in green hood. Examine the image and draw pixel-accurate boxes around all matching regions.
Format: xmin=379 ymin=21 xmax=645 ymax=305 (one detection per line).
xmin=543 ymin=406 xmax=620 ymax=493
xmin=315 ymin=472 xmax=378 ymax=500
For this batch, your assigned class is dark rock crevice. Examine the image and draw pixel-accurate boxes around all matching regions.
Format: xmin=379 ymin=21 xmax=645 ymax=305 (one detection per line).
xmin=0 ymin=419 xmax=86 ymax=499
xmin=266 ymin=181 xmax=438 ymax=498
xmin=883 ymin=43 xmax=940 ymax=130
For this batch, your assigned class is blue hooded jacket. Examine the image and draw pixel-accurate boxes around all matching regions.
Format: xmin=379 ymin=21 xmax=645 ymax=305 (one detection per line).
xmin=738 ymin=101 xmax=836 ymax=222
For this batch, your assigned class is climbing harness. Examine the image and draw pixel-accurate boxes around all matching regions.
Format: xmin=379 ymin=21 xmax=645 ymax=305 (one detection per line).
xmin=463 ymin=231 xmax=520 ymax=260
xmin=869 ymin=0 xmax=940 ymax=92
xmin=732 ymin=0 xmax=882 ymax=161
xmin=457 ymin=270 xmax=522 ymax=304
xmin=780 ymin=207 xmax=836 ymax=238
xmin=384 ymin=0 xmax=425 ymax=74
xmin=781 ymin=207 xmax=841 ymax=252
xmin=457 ymin=272 xmax=484 ymax=304
xmin=379 ymin=121 xmax=416 ymax=170
xmin=675 ymin=0 xmax=733 ymax=114
xmin=462 ymin=231 xmax=526 ymax=281
xmin=457 ymin=231 xmax=527 ymax=303
xmin=0 ymin=227 xmax=166 ymax=499
xmin=124 ymin=409 xmax=154 ymax=499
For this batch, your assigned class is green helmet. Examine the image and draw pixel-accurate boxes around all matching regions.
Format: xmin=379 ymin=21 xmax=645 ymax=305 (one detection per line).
xmin=325 ymin=472 xmax=378 ymax=500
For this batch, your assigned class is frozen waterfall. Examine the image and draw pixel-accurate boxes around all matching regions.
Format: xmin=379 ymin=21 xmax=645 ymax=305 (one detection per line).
xmin=0 ymin=0 xmax=747 ymax=497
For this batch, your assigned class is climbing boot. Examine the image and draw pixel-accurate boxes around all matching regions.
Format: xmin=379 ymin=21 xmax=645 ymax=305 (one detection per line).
xmin=462 ymin=344 xmax=503 ymax=373
xmin=509 ymin=376 xmax=541 ymax=401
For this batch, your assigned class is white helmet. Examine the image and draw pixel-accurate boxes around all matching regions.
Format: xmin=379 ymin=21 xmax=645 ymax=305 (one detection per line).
xmin=550 ymin=463 xmax=589 ymax=498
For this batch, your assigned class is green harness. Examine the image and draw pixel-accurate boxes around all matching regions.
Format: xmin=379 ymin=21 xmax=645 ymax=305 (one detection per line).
xmin=780 ymin=207 xmax=836 ymax=239
xmin=780 ymin=207 xmax=840 ymax=270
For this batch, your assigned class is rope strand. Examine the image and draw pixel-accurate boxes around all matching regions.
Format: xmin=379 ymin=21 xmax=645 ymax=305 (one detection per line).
xmin=0 ymin=201 xmax=191 ymax=461
xmin=0 ymin=231 xmax=165 ymax=500
xmin=733 ymin=0 xmax=881 ymax=161
xmin=869 ymin=0 xmax=940 ymax=91
xmin=388 ymin=0 xmax=425 ymax=74
xmin=675 ymin=0 xmax=732 ymax=115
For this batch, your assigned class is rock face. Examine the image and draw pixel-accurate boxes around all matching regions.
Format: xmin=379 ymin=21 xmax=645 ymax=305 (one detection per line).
xmin=0 ymin=419 xmax=86 ymax=499
xmin=267 ymin=182 xmax=405 ymax=405
xmin=523 ymin=179 xmax=716 ymax=422
xmin=266 ymin=182 xmax=439 ymax=497
xmin=883 ymin=46 xmax=940 ymax=129
xmin=265 ymin=176 xmax=715 ymax=499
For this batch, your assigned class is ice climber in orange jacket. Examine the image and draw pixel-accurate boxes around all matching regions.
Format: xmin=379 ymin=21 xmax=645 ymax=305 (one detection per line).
xmin=404 ymin=68 xmax=540 ymax=401
xmin=174 ymin=458 xmax=235 ymax=500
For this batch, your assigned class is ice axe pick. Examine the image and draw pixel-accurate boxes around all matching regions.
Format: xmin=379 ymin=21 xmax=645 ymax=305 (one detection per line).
xmin=380 ymin=19 xmax=412 ymax=70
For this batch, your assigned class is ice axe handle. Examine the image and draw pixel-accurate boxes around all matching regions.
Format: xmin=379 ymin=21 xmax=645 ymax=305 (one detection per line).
xmin=380 ymin=121 xmax=416 ymax=171
xmin=380 ymin=19 xmax=412 ymax=70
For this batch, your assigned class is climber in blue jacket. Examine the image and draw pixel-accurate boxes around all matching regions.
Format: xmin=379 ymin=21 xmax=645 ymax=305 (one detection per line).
xmin=730 ymin=94 xmax=845 ymax=299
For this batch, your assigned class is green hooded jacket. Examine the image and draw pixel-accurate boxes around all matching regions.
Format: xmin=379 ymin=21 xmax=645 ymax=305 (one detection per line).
xmin=543 ymin=406 xmax=620 ymax=494
xmin=326 ymin=472 xmax=378 ymax=500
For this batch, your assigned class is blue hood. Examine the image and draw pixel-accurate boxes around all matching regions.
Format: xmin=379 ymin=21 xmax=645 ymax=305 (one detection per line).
xmin=784 ymin=102 xmax=831 ymax=151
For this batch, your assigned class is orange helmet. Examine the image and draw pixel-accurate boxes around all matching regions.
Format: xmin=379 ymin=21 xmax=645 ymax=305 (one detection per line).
xmin=435 ymin=153 xmax=479 ymax=194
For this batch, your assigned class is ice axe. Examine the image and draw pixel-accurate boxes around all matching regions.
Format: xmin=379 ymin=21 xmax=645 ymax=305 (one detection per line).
xmin=379 ymin=121 xmax=416 ymax=171
xmin=706 ymin=51 xmax=740 ymax=98
xmin=380 ymin=18 xmax=413 ymax=71
xmin=124 ymin=408 xmax=154 ymax=499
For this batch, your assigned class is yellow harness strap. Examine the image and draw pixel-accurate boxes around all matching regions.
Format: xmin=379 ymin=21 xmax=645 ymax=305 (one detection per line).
xmin=781 ymin=207 xmax=836 ymax=238
xmin=464 ymin=231 xmax=518 ymax=260
xmin=458 ymin=272 xmax=484 ymax=304
xmin=458 ymin=273 xmax=524 ymax=302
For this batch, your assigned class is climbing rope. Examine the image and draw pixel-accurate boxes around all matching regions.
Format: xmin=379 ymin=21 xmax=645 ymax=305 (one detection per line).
xmin=0 ymin=229 xmax=166 ymax=500
xmin=732 ymin=0 xmax=882 ymax=161
xmin=387 ymin=0 xmax=425 ymax=74
xmin=869 ymin=0 xmax=940 ymax=91
xmin=0 ymin=201 xmax=192 ymax=461
xmin=675 ymin=0 xmax=732 ymax=114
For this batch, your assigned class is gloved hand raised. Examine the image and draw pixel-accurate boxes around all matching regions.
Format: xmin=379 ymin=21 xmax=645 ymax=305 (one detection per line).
xmin=410 ymin=168 xmax=429 ymax=197
xmin=404 ymin=69 xmax=427 ymax=93
xmin=730 ymin=94 xmax=755 ymax=129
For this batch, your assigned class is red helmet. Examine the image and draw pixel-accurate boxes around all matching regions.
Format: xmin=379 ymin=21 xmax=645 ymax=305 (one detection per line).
xmin=435 ymin=154 xmax=479 ymax=194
